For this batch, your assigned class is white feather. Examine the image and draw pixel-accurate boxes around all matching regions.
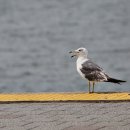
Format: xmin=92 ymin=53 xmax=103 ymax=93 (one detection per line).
xmin=76 ymin=57 xmax=88 ymax=79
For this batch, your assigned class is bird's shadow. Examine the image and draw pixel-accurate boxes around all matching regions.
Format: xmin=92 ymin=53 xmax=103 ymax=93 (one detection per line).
xmin=94 ymin=92 xmax=126 ymax=94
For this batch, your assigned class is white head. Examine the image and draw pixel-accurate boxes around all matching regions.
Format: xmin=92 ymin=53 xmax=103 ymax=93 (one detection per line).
xmin=69 ymin=47 xmax=88 ymax=58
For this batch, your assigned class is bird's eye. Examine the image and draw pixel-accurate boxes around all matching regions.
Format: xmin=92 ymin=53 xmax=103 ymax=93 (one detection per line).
xmin=79 ymin=49 xmax=82 ymax=51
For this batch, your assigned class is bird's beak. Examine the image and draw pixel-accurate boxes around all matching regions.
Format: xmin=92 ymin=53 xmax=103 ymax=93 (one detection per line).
xmin=69 ymin=51 xmax=77 ymax=58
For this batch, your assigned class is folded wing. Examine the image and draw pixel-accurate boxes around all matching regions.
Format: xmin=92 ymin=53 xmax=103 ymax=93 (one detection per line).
xmin=80 ymin=60 xmax=107 ymax=81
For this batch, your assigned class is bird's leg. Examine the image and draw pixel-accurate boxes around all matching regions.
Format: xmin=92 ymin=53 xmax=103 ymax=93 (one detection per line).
xmin=92 ymin=82 xmax=95 ymax=93
xmin=88 ymin=81 xmax=91 ymax=93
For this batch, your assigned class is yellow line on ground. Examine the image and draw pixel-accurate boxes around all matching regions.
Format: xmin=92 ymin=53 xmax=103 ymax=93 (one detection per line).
xmin=0 ymin=92 xmax=130 ymax=102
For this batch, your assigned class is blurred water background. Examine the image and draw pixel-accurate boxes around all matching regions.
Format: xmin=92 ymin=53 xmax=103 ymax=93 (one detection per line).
xmin=0 ymin=0 xmax=130 ymax=93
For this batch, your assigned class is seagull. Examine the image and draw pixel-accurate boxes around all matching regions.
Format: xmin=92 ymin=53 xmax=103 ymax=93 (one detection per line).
xmin=69 ymin=47 xmax=126 ymax=93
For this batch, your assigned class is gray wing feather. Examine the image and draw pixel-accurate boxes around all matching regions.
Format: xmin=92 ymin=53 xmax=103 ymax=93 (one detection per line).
xmin=82 ymin=60 xmax=103 ymax=71
xmin=80 ymin=60 xmax=107 ymax=81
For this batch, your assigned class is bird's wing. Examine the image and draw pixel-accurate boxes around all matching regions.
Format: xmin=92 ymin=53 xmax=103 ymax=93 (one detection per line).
xmin=82 ymin=60 xmax=103 ymax=71
xmin=80 ymin=60 xmax=107 ymax=81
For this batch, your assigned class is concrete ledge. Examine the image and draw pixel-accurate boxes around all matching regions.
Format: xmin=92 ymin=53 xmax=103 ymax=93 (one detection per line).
xmin=0 ymin=102 xmax=130 ymax=130
xmin=0 ymin=92 xmax=130 ymax=102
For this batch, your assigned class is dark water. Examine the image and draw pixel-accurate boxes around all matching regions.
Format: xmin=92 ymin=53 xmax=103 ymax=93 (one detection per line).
xmin=0 ymin=0 xmax=130 ymax=93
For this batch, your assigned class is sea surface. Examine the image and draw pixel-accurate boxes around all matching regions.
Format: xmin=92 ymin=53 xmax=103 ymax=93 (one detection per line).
xmin=0 ymin=0 xmax=130 ymax=93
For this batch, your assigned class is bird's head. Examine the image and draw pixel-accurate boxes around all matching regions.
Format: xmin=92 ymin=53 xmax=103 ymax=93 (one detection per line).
xmin=69 ymin=47 xmax=88 ymax=58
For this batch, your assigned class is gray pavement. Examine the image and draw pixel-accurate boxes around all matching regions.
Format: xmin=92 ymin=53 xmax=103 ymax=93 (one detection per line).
xmin=0 ymin=102 xmax=130 ymax=130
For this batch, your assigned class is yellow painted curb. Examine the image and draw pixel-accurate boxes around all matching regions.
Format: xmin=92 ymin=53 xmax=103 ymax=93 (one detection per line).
xmin=0 ymin=92 xmax=129 ymax=102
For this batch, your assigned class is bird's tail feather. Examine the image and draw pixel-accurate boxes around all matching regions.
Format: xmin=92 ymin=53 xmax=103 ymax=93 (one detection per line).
xmin=105 ymin=78 xmax=126 ymax=84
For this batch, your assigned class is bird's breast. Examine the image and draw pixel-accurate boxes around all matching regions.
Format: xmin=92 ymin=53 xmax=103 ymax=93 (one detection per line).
xmin=76 ymin=61 xmax=86 ymax=79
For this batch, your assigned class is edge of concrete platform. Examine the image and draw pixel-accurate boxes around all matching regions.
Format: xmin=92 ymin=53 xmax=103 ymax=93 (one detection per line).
xmin=0 ymin=92 xmax=130 ymax=103
xmin=0 ymin=100 xmax=130 ymax=104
